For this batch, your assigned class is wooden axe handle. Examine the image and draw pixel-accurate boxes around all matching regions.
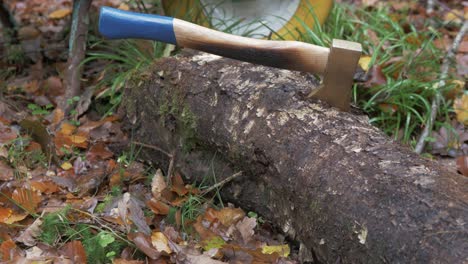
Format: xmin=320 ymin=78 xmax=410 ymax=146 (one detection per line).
xmin=99 ymin=7 xmax=330 ymax=75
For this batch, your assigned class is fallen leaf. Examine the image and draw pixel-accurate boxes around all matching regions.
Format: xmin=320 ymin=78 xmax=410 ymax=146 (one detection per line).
xmin=12 ymin=188 xmax=42 ymax=212
xmin=128 ymin=232 xmax=160 ymax=260
xmin=0 ymin=208 xmax=13 ymax=223
xmin=86 ymin=142 xmax=113 ymax=161
xmin=358 ymin=56 xmax=372 ymax=72
xmin=49 ymin=8 xmax=72 ymax=19
xmin=443 ymin=9 xmax=466 ymax=24
xmin=171 ymin=173 xmax=188 ymax=196
xmin=0 ymin=122 xmax=17 ymax=144
xmin=262 ymin=244 xmax=290 ymax=257
xmin=206 ymin=207 xmax=245 ymax=227
xmin=235 ymin=217 xmax=257 ymax=244
xmin=0 ymin=239 xmax=17 ymax=261
xmin=151 ymin=169 xmax=167 ymax=199
xmin=0 ymin=160 xmax=14 ymax=181
xmin=16 ymin=218 xmax=43 ymax=246
xmin=118 ymin=3 xmax=130 ymax=10
xmin=118 ymin=193 xmax=151 ymax=235
xmin=60 ymin=240 xmax=87 ymax=263
xmin=146 ymin=199 xmax=170 ymax=215
xmin=59 ymin=123 xmax=76 ymax=136
xmin=454 ymin=94 xmax=468 ymax=125
xmin=459 ymin=39 xmax=468 ymax=53
xmin=456 ymin=156 xmax=468 ymax=177
xmin=364 ymin=65 xmax=387 ymax=87
xmin=61 ymin=161 xmax=73 ymax=170
xmin=1 ymin=211 xmax=28 ymax=224
xmin=30 ymin=180 xmax=60 ymax=194
xmin=17 ymin=26 xmax=40 ymax=40
xmin=456 ymin=54 xmax=468 ymax=76
xmin=151 ymin=232 xmax=172 ymax=254
xmin=201 ymin=236 xmax=226 ymax=251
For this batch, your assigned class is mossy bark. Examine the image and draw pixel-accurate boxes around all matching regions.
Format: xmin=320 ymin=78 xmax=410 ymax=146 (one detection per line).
xmin=119 ymin=51 xmax=468 ymax=263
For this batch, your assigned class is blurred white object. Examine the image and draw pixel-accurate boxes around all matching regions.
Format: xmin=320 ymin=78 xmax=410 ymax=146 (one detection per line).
xmin=200 ymin=0 xmax=301 ymax=37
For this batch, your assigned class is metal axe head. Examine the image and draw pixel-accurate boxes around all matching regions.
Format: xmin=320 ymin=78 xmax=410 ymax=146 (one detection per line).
xmin=311 ymin=39 xmax=362 ymax=111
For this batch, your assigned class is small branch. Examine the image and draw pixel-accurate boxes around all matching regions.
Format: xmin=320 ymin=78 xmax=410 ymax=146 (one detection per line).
xmin=166 ymin=150 xmax=176 ymax=186
xmin=201 ymin=171 xmax=243 ymax=195
xmin=415 ymin=20 xmax=468 ymax=154
xmin=131 ymin=141 xmax=172 ymax=157
xmin=59 ymin=0 xmax=92 ymax=116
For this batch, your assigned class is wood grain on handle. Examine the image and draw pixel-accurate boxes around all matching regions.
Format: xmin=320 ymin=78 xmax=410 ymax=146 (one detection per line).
xmin=173 ymin=19 xmax=329 ymax=75
xmin=99 ymin=7 xmax=330 ymax=75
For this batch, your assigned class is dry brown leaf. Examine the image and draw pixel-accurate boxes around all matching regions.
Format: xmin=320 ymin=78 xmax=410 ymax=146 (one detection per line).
xmin=118 ymin=193 xmax=151 ymax=234
xmin=147 ymin=199 xmax=171 ymax=215
xmin=459 ymin=39 xmax=468 ymax=53
xmin=49 ymin=8 xmax=72 ymax=19
xmin=0 ymin=122 xmax=17 ymax=144
xmin=86 ymin=142 xmax=114 ymax=161
xmin=60 ymin=240 xmax=87 ymax=263
xmin=171 ymin=173 xmax=188 ymax=196
xmin=151 ymin=169 xmax=167 ymax=199
xmin=12 ymin=188 xmax=42 ymax=212
xmin=59 ymin=123 xmax=76 ymax=136
xmin=193 ymin=216 xmax=219 ymax=240
xmin=0 ymin=239 xmax=17 ymax=262
xmin=443 ymin=9 xmax=466 ymax=24
xmin=456 ymin=156 xmax=468 ymax=177
xmin=118 ymin=3 xmax=130 ymax=10
xmin=454 ymin=94 xmax=468 ymax=125
xmin=18 ymin=26 xmax=40 ymax=40
xmin=0 ymin=208 xmax=12 ymax=223
xmin=151 ymin=232 xmax=172 ymax=254
xmin=30 ymin=180 xmax=61 ymax=194
xmin=0 ymin=200 xmax=28 ymax=224
xmin=0 ymin=160 xmax=14 ymax=181
xmin=128 ymin=232 xmax=160 ymax=260
xmin=16 ymin=218 xmax=43 ymax=246
xmin=235 ymin=217 xmax=257 ymax=244
xmin=206 ymin=207 xmax=245 ymax=227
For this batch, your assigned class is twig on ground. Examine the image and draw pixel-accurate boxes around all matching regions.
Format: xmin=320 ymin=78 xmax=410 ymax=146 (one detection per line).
xmin=166 ymin=150 xmax=176 ymax=186
xmin=59 ymin=0 xmax=92 ymax=116
xmin=415 ymin=20 xmax=468 ymax=154
xmin=201 ymin=171 xmax=243 ymax=195
xmin=131 ymin=141 xmax=172 ymax=157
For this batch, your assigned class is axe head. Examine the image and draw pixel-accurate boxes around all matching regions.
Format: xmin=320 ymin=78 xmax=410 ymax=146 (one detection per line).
xmin=312 ymin=39 xmax=362 ymax=111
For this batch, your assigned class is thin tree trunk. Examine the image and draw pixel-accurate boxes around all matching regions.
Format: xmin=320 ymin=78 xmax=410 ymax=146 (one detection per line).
xmin=59 ymin=0 xmax=92 ymax=115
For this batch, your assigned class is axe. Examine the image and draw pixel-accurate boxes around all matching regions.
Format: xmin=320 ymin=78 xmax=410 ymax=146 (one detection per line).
xmin=98 ymin=7 xmax=362 ymax=111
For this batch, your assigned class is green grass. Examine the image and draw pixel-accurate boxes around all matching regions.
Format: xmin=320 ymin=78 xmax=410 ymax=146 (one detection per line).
xmin=86 ymin=2 xmax=458 ymax=150
xmin=39 ymin=206 xmax=128 ymax=263
xmin=294 ymin=2 xmax=454 ymax=147
xmin=84 ymin=38 xmax=170 ymax=116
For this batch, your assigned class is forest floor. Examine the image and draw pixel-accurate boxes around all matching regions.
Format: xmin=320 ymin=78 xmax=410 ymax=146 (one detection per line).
xmin=0 ymin=0 xmax=466 ymax=263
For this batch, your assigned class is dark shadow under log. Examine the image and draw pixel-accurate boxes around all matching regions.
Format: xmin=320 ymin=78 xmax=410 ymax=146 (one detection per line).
xmin=119 ymin=52 xmax=468 ymax=263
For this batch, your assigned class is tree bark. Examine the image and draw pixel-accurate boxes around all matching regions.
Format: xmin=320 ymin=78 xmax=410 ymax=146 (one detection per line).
xmin=119 ymin=52 xmax=468 ymax=263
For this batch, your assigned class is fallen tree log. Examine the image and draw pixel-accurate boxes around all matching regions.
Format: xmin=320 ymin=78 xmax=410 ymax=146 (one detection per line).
xmin=119 ymin=51 xmax=468 ymax=263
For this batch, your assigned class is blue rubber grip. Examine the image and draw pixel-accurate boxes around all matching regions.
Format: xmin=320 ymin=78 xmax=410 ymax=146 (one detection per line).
xmin=99 ymin=7 xmax=177 ymax=44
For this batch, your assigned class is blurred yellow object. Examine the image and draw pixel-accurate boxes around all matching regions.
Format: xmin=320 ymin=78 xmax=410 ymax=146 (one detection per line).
xmin=162 ymin=0 xmax=333 ymax=40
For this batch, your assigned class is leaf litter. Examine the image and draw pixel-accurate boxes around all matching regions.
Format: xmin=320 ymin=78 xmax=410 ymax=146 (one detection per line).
xmin=1 ymin=0 xmax=467 ymax=262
